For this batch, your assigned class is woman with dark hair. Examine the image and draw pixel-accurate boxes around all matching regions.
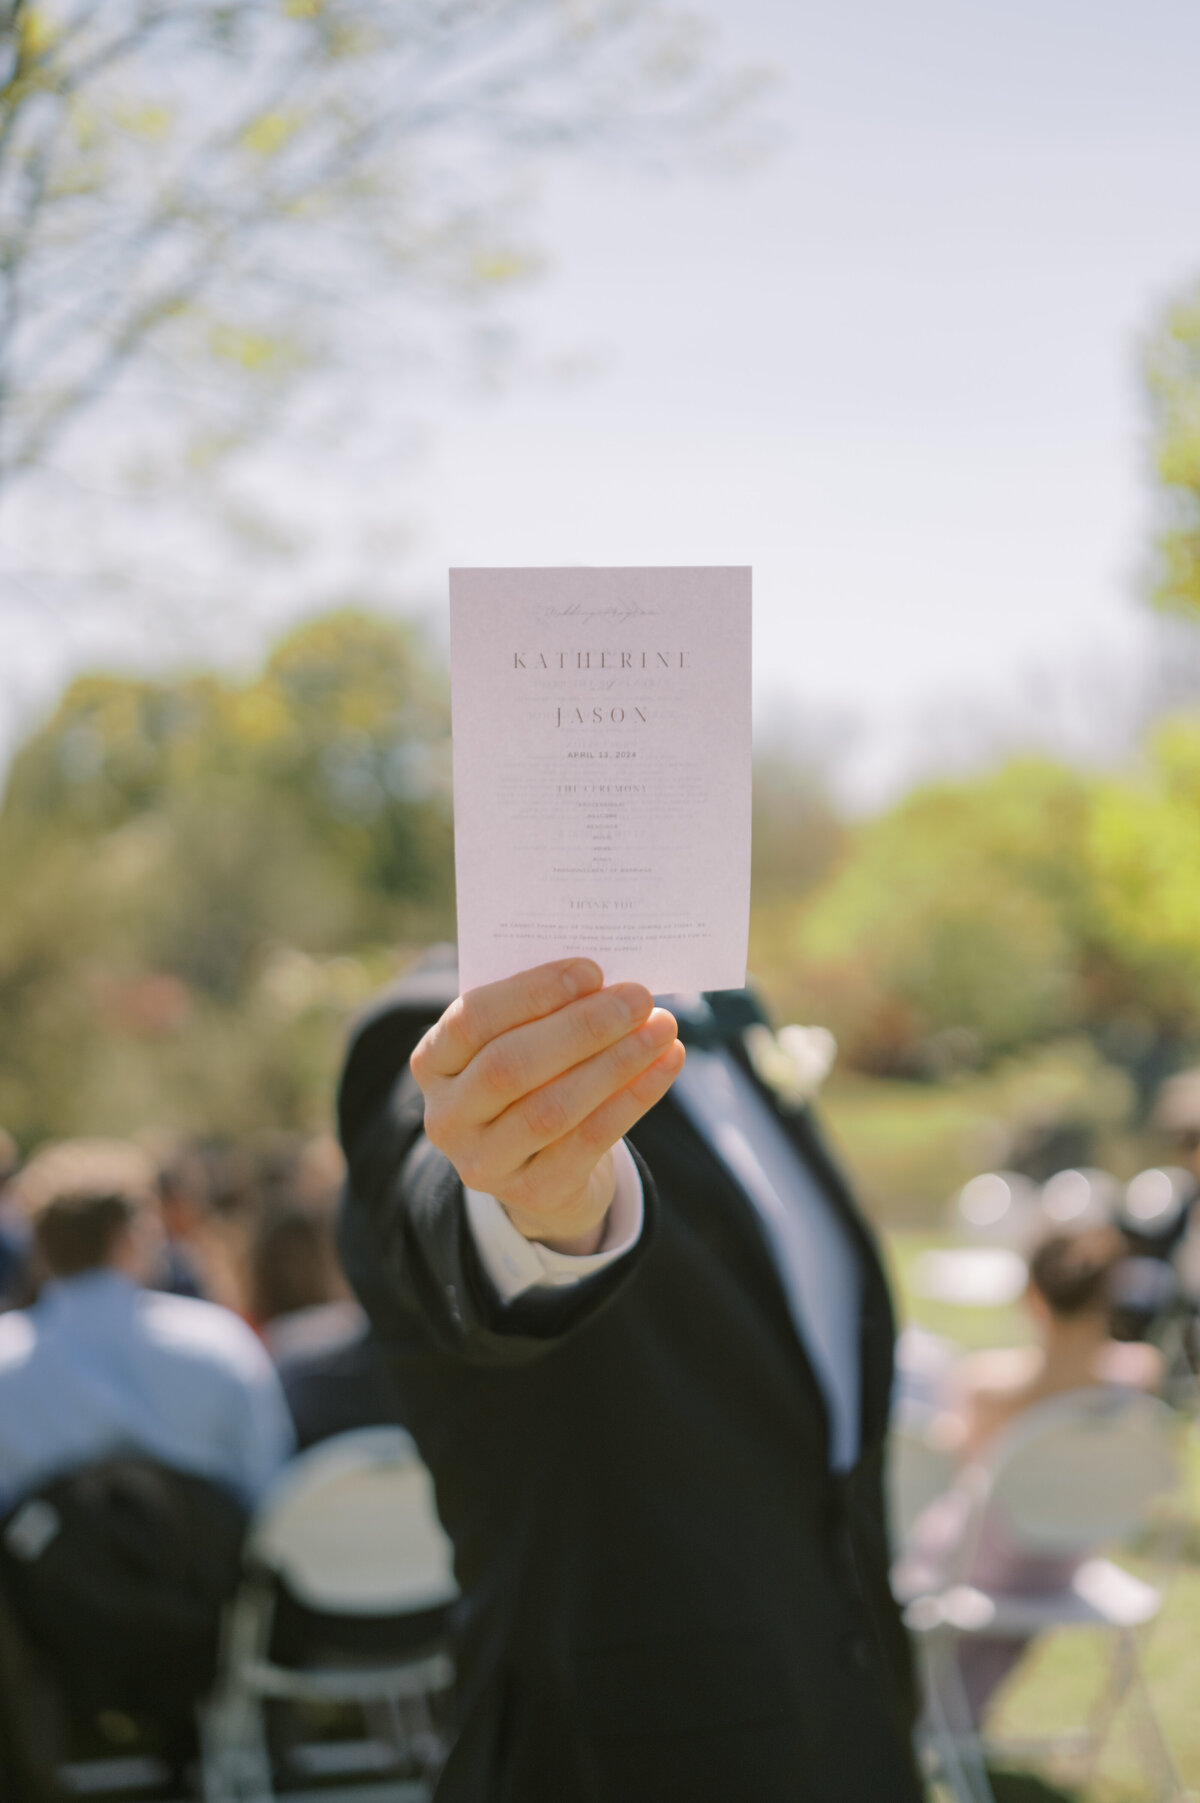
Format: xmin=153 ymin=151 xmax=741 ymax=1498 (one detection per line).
xmin=905 ymin=1226 xmax=1163 ymax=1723
xmin=247 ymin=1199 xmax=408 ymax=1448
xmin=947 ymin=1226 xmax=1161 ymax=1461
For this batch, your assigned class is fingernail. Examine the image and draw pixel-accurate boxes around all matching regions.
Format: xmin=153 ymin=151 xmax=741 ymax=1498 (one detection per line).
xmin=562 ymin=959 xmax=601 ymax=998
xmin=640 ymin=1011 xmax=676 ymax=1047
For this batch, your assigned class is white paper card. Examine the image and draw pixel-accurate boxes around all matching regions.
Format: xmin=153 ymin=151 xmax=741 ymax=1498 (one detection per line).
xmin=450 ymin=567 xmax=751 ymax=995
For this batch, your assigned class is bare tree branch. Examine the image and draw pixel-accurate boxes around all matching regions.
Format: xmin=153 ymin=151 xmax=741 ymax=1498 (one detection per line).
xmin=0 ymin=0 xmax=770 ymax=493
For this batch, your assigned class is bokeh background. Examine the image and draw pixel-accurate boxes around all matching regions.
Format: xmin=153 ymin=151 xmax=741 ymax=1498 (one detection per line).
xmin=6 ymin=7 xmax=1200 ymax=1795
xmin=4 ymin=0 xmax=1200 ymax=1223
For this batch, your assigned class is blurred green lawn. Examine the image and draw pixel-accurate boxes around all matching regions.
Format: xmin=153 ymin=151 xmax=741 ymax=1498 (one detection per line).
xmin=886 ymin=1230 xmax=1200 ymax=1803
xmin=818 ymin=1043 xmax=1160 ymax=1231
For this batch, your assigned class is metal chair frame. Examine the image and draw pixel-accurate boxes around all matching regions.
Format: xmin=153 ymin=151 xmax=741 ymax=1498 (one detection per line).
xmin=900 ymin=1387 xmax=1186 ymax=1803
xmin=200 ymin=1428 xmax=457 ymax=1803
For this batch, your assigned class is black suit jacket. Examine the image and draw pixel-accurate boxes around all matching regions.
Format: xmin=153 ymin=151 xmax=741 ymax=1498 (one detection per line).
xmin=337 ymin=965 xmax=923 ymax=1803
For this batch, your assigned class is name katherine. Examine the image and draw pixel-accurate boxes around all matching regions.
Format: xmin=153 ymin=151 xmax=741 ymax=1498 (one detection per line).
xmin=513 ymin=650 xmax=687 ymax=670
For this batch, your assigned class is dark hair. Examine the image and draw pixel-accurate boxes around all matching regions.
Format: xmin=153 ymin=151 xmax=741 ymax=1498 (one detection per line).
xmin=248 ymin=1206 xmax=340 ymax=1324
xmin=155 ymin=1141 xmax=212 ymax=1209
xmin=1028 ymin=1226 xmax=1129 ymax=1318
xmin=14 ymin=1141 xmax=157 ymax=1277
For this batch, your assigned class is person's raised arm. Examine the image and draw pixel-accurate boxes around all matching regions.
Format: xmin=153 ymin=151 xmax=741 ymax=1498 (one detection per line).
xmin=410 ymin=958 xmax=684 ymax=1256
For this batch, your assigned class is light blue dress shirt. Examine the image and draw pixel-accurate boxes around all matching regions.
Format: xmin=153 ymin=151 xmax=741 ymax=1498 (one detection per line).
xmin=0 ymin=1270 xmax=295 ymax=1511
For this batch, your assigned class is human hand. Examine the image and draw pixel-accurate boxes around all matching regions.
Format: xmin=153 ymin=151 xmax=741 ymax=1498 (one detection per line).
xmin=410 ymin=959 xmax=684 ymax=1254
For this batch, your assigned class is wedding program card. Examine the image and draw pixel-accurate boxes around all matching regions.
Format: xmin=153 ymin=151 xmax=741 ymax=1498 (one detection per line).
xmin=450 ymin=567 xmax=751 ymax=995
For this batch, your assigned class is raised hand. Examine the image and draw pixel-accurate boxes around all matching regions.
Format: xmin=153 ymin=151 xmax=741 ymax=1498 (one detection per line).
xmin=410 ymin=959 xmax=684 ymax=1255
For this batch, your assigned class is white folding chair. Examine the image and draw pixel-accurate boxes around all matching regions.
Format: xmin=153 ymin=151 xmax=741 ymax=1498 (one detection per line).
xmin=201 ymin=1427 xmax=458 ymax=1803
xmin=902 ymin=1388 xmax=1184 ymax=1803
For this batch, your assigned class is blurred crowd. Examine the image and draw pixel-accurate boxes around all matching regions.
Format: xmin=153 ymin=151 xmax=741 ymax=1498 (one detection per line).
xmin=0 ymin=1126 xmax=407 ymax=1487
xmin=1 ymin=1063 xmax=1199 ymax=1797
xmin=0 ymin=1125 xmax=420 ymax=1799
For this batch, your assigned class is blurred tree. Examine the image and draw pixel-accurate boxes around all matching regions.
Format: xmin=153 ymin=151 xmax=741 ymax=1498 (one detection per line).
xmin=754 ymin=737 xmax=1200 ymax=1096
xmin=746 ymin=734 xmax=846 ymax=999
xmin=0 ymin=608 xmax=453 ymax=1139
xmin=780 ymin=759 xmax=1095 ymax=1076
xmin=1145 ymin=278 xmax=1200 ymax=623
xmin=1087 ymin=717 xmax=1200 ymax=1075
xmin=750 ymin=741 xmax=845 ymax=906
xmin=5 ymin=618 xmax=1200 ymax=1159
xmin=0 ymin=0 xmax=765 ymax=491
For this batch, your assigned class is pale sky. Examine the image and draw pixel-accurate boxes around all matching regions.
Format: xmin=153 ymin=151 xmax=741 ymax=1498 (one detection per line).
xmin=4 ymin=0 xmax=1200 ymax=803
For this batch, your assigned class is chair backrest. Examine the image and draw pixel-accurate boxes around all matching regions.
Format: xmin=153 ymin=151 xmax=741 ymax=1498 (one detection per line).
xmin=966 ymin=1387 xmax=1179 ymax=1560
xmin=247 ymin=1427 xmax=457 ymax=1616
xmin=0 ymin=1457 xmax=245 ymax=1715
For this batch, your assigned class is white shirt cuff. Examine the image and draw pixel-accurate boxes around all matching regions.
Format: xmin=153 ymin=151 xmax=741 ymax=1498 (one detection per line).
xmin=464 ymin=1139 xmax=645 ymax=1305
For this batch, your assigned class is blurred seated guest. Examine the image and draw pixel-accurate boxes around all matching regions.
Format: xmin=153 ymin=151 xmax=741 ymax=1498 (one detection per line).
xmin=1154 ymin=1063 xmax=1200 ymax=1176
xmin=1153 ymin=1068 xmax=1200 ymax=1304
xmin=152 ymin=1138 xmax=216 ymax=1300
xmin=248 ymin=1196 xmax=354 ymax=1359
xmin=276 ymin=1317 xmax=408 ymax=1451
xmin=944 ymin=1226 xmax=1161 ymax=1462
xmin=154 ymin=1136 xmax=262 ymax=1316
xmin=0 ymin=1128 xmax=32 ymax=1312
xmin=293 ymin=1131 xmax=349 ymax=1212
xmin=0 ymin=1139 xmax=294 ymax=1513
xmin=904 ymin=1226 xmax=1160 ymax=1723
xmin=248 ymin=1197 xmax=405 ymax=1448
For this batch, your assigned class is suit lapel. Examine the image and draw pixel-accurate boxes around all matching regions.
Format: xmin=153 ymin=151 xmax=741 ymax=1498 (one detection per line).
xmin=713 ymin=1020 xmax=898 ymax=1457
xmin=632 ymin=1087 xmax=836 ymax=1465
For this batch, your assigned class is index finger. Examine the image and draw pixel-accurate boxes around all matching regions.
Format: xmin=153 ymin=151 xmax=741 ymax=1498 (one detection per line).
xmin=413 ymin=958 xmax=604 ymax=1081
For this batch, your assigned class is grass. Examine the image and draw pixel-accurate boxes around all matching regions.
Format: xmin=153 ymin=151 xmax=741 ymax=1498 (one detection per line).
xmin=886 ymin=1229 xmax=1200 ymax=1802
xmin=885 ymin=1230 xmax=1033 ymax=1350
xmin=819 ymin=1041 xmax=1160 ymax=1229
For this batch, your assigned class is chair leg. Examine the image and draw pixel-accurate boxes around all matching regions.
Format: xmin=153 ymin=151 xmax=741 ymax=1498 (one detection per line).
xmin=920 ymin=1631 xmax=997 ymax=1803
xmin=941 ymin=1638 xmax=1000 ymax=1803
xmin=198 ymin=1690 xmax=274 ymax=1803
xmin=364 ymin=1683 xmax=449 ymax=1785
xmin=1060 ymin=1629 xmax=1135 ymax=1787
xmin=400 ymin=1689 xmax=448 ymax=1783
xmin=238 ymin=1696 xmax=275 ymax=1803
xmin=198 ymin=1698 xmax=242 ymax=1803
xmin=1124 ymin=1633 xmax=1188 ymax=1803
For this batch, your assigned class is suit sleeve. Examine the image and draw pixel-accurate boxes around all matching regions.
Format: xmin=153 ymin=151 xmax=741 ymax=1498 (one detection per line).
xmin=335 ymin=990 xmax=660 ymax=1366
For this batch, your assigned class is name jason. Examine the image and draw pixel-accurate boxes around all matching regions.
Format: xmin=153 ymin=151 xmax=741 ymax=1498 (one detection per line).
xmin=557 ymin=705 xmax=647 ymax=727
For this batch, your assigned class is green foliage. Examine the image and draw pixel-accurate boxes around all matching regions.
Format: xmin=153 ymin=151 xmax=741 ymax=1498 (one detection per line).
xmin=4 ymin=606 xmax=1200 ymax=1175
xmin=1088 ymin=718 xmax=1200 ymax=1012
xmin=763 ymin=760 xmax=1094 ymax=1072
xmin=1146 ymin=280 xmax=1200 ymax=622
xmin=755 ymin=738 xmax=1200 ymax=1086
xmin=750 ymin=744 xmax=846 ymax=906
xmin=0 ymin=610 xmax=454 ymax=1142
